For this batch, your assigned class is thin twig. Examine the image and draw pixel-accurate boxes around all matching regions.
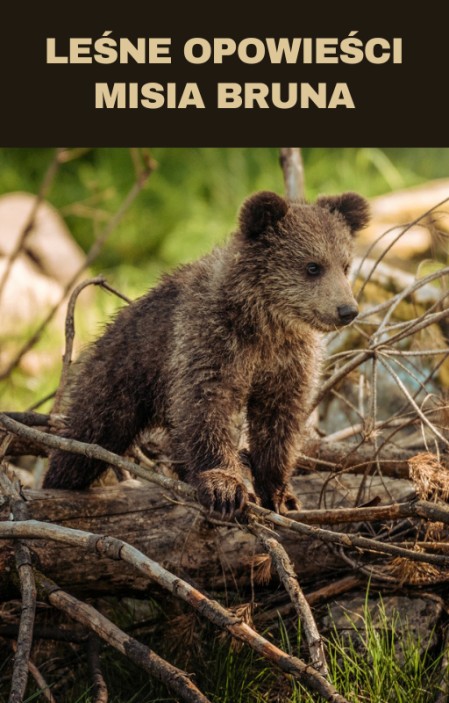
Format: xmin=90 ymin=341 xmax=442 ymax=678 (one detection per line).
xmin=87 ymin=634 xmax=108 ymax=703
xmin=379 ymin=356 xmax=449 ymax=448
xmin=0 ymin=149 xmax=63 ymax=303
xmin=324 ymin=415 xmax=416 ymax=443
xmin=314 ymin=350 xmax=371 ymax=409
xmin=52 ymin=275 xmax=133 ymax=414
xmin=98 ymin=280 xmax=132 ymax=305
xmin=253 ymin=522 xmax=329 ymax=676
xmin=376 ymin=264 xmax=449 ymax=337
xmin=288 ymin=500 xmax=449 ymax=525
xmin=52 ymin=276 xmax=106 ymax=413
xmin=354 ymin=195 xmax=449 ymax=301
xmin=0 ymin=155 xmax=155 ymax=381
xmin=28 ymin=392 xmax=57 ymax=412
xmin=352 ymin=256 xmax=443 ymax=307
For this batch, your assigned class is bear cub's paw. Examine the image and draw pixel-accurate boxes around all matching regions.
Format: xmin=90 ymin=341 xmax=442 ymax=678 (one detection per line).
xmin=280 ymin=488 xmax=302 ymax=514
xmin=194 ymin=469 xmax=252 ymax=520
xmin=258 ymin=485 xmax=302 ymax=514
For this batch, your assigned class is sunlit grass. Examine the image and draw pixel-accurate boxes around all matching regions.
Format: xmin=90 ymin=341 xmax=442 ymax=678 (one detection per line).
xmin=1 ymin=587 xmax=446 ymax=702
xmin=323 ymin=595 xmax=443 ymax=703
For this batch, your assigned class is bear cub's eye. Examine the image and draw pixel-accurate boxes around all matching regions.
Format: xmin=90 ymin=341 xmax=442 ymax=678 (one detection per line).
xmin=306 ymin=262 xmax=322 ymax=277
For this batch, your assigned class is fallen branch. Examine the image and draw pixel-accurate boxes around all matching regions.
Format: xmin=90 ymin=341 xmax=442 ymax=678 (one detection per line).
xmin=1 ymin=468 xmax=37 ymax=703
xmin=37 ymin=574 xmax=211 ymax=703
xmin=289 ymin=499 xmax=449 ymax=525
xmin=11 ymin=642 xmax=56 ymax=703
xmin=0 ymin=481 xmax=343 ymax=599
xmin=87 ymin=635 xmax=108 ymax=703
xmin=253 ymin=522 xmax=329 ymax=677
xmin=2 ymin=414 xmax=449 ymax=569
xmin=1 ymin=520 xmax=349 ymax=702
xmin=9 ymin=544 xmax=37 ymax=703
xmin=0 ymin=412 xmax=191 ymax=498
xmin=1 ymin=411 xmax=420 ymax=480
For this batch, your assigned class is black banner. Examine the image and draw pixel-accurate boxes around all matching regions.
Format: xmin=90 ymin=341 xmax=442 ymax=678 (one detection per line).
xmin=1 ymin=3 xmax=444 ymax=146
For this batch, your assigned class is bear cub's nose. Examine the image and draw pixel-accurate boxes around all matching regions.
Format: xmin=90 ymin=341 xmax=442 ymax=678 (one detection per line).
xmin=337 ymin=304 xmax=359 ymax=324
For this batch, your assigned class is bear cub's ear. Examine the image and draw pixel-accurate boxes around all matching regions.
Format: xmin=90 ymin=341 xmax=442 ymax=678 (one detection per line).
xmin=316 ymin=192 xmax=370 ymax=234
xmin=240 ymin=191 xmax=289 ymax=238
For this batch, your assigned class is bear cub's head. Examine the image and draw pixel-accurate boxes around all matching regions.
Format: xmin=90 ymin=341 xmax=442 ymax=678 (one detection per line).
xmin=238 ymin=190 xmax=370 ymax=332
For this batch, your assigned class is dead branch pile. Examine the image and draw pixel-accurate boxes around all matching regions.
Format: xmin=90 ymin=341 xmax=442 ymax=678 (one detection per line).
xmin=2 ymin=148 xmax=449 ymax=701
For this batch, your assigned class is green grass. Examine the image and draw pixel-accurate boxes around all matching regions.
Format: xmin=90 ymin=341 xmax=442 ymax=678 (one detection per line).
xmin=3 ymin=591 xmax=446 ymax=703
xmin=200 ymin=595 xmax=446 ymax=703
xmin=324 ymin=596 xmax=444 ymax=703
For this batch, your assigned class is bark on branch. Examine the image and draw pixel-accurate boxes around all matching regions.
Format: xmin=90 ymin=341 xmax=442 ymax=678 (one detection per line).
xmin=3 ymin=520 xmax=349 ymax=702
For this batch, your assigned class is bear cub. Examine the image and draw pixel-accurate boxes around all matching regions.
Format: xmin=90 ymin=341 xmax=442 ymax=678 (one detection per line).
xmin=44 ymin=190 xmax=369 ymax=517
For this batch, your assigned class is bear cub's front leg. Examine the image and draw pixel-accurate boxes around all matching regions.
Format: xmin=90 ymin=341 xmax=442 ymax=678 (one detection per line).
xmin=170 ymin=380 xmax=254 ymax=519
xmin=247 ymin=378 xmax=306 ymax=514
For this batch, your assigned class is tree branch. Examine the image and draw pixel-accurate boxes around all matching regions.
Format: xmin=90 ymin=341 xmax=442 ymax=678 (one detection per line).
xmin=253 ymin=522 xmax=329 ymax=677
xmin=280 ymin=148 xmax=305 ymax=201
xmin=37 ymin=574 xmax=211 ymax=703
xmin=1 ymin=469 xmax=37 ymax=703
xmin=1 ymin=520 xmax=348 ymax=702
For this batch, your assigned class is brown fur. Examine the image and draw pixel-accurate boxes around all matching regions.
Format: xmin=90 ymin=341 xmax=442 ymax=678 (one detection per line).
xmin=43 ymin=191 xmax=369 ymax=516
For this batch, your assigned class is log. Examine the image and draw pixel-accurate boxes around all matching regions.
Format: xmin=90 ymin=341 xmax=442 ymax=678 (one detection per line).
xmin=358 ymin=178 xmax=449 ymax=259
xmin=370 ymin=179 xmax=449 ymax=228
xmin=2 ymin=414 xmax=420 ymax=480
xmin=0 ymin=471 xmax=412 ymax=602
xmin=297 ymin=438 xmax=417 ymax=479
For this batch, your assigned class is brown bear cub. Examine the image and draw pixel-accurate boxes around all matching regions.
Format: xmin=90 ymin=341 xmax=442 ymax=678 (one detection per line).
xmin=44 ymin=191 xmax=369 ymax=517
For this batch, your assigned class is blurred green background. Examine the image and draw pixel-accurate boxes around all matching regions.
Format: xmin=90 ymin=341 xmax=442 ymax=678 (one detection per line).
xmin=2 ymin=147 xmax=449 ymax=291
xmin=2 ymin=147 xmax=449 ymax=410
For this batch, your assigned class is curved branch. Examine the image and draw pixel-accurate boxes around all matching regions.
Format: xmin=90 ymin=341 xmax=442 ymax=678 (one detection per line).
xmin=0 ymin=520 xmax=348 ymax=702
